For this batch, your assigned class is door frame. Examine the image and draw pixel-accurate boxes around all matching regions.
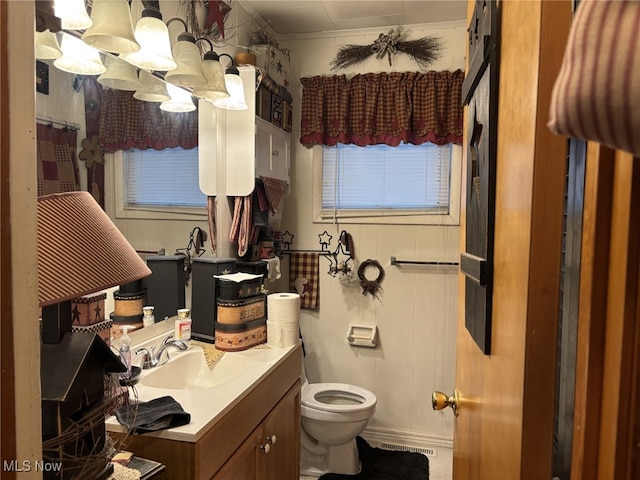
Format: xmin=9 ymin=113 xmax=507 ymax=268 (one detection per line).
xmin=572 ymin=144 xmax=640 ymax=480
xmin=1 ymin=0 xmax=42 ymax=472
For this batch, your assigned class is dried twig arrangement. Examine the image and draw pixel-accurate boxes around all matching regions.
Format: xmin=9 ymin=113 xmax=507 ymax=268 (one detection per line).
xmin=331 ymin=29 xmax=442 ymax=71
xmin=41 ymin=374 xmax=136 ymax=479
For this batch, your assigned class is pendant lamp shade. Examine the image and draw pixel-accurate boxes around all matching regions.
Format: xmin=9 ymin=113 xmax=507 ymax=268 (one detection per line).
xmin=213 ymin=72 xmax=248 ymax=110
xmin=134 ymin=70 xmax=171 ymax=102
xmin=192 ymin=52 xmax=229 ymax=100
xmin=123 ymin=7 xmax=177 ymax=72
xmin=35 ymin=30 xmax=62 ymax=60
xmin=164 ymin=33 xmax=207 ymax=88
xmin=81 ymin=0 xmax=140 ymax=55
xmin=98 ymin=57 xmax=142 ymax=91
xmin=54 ymin=0 xmax=92 ymax=30
xmin=54 ymin=34 xmax=106 ymax=75
xmin=160 ymin=83 xmax=197 ymax=113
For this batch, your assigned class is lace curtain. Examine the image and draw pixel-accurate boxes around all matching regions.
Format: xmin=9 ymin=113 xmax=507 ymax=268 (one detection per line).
xmin=300 ymin=69 xmax=464 ymax=148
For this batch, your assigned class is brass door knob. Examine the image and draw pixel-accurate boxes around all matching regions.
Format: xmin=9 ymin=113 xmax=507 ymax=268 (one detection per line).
xmin=432 ymin=389 xmax=459 ymax=416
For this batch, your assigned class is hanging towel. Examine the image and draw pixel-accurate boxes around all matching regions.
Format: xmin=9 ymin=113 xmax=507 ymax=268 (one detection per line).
xmin=115 ymin=396 xmax=191 ymax=434
xmin=260 ymin=176 xmax=288 ymax=213
xmin=289 ymin=253 xmax=319 ymax=309
xmin=207 ymin=196 xmax=217 ymax=255
xmin=265 ymin=256 xmax=281 ymax=282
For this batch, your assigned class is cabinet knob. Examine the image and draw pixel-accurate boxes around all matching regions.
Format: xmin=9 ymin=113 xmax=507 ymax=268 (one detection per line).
xmin=260 ymin=442 xmax=271 ymax=454
xmin=272 ymin=150 xmax=279 ymax=156
xmin=266 ymin=434 xmax=277 ymax=445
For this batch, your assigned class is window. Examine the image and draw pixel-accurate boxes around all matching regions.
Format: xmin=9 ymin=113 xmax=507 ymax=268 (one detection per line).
xmin=111 ymin=147 xmax=207 ymax=220
xmin=315 ymin=142 xmax=461 ymax=225
xmin=124 ymin=147 xmax=206 ymax=208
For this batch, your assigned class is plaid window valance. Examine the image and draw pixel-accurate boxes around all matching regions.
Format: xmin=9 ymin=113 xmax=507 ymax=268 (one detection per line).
xmin=300 ymin=69 xmax=464 ymax=148
xmin=97 ymin=88 xmax=198 ymax=152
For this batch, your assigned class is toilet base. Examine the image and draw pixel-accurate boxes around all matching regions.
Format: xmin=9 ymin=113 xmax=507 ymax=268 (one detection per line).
xmin=300 ymin=437 xmax=361 ymax=476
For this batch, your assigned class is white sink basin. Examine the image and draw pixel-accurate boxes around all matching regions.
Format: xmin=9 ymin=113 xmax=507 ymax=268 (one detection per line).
xmin=139 ymin=347 xmax=250 ymax=390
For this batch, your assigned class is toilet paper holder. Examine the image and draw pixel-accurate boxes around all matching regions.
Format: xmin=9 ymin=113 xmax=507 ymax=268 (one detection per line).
xmin=347 ymin=324 xmax=378 ymax=348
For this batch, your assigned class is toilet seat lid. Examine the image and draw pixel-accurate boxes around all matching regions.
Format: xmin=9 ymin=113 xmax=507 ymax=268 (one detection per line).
xmin=302 ymin=382 xmax=376 ymax=413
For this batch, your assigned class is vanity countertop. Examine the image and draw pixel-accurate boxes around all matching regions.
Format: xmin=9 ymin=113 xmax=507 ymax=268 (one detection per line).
xmin=105 ymin=321 xmax=300 ymax=443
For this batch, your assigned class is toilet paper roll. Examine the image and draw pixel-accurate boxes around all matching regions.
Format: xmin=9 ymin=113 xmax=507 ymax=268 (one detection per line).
xmin=267 ymin=320 xmax=299 ymax=348
xmin=267 ymin=293 xmax=301 ymax=324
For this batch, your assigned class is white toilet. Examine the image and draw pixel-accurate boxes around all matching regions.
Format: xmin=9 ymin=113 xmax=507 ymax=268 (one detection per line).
xmin=300 ymin=360 xmax=377 ymax=477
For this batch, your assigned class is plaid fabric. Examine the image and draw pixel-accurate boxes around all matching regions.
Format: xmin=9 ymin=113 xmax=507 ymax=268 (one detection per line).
xmin=98 ymin=88 xmax=198 ymax=152
xmin=37 ymin=123 xmax=80 ymax=196
xmin=548 ymin=0 xmax=640 ymax=156
xmin=260 ymin=176 xmax=288 ymax=213
xmin=289 ymin=253 xmax=319 ymax=310
xmin=299 ymin=70 xmax=464 ymax=148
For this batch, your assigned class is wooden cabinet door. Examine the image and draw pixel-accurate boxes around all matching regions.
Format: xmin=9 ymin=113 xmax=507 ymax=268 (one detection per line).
xmin=211 ymin=429 xmax=259 ymax=480
xmin=255 ymin=122 xmax=272 ymax=179
xmin=255 ymin=118 xmax=290 ymax=183
xmin=268 ymin=128 xmax=289 ymax=182
xmin=258 ymin=381 xmax=301 ymax=480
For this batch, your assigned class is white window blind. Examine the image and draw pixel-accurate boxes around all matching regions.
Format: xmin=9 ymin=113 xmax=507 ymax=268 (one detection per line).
xmin=321 ymin=142 xmax=452 ymax=217
xmin=124 ymin=147 xmax=206 ymax=208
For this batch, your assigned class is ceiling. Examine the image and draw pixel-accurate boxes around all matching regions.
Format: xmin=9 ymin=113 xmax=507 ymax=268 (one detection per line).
xmin=240 ymin=0 xmax=468 ymax=35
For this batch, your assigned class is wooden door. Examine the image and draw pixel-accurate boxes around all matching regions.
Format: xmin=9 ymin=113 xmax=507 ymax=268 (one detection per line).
xmin=451 ymin=1 xmax=572 ymax=479
xmin=259 ymin=381 xmax=300 ymax=480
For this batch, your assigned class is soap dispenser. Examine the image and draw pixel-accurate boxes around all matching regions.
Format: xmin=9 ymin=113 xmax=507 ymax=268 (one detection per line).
xmin=119 ymin=326 xmax=132 ymax=377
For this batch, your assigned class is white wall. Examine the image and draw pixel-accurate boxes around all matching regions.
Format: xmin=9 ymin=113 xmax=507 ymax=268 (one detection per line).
xmin=279 ymin=21 xmax=466 ymax=445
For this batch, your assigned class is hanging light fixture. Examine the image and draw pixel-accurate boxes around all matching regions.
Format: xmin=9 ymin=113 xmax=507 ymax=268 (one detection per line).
xmin=98 ymin=56 xmax=142 ymax=91
xmin=123 ymin=6 xmax=177 ymax=72
xmin=163 ymin=18 xmax=207 ymax=88
xmin=54 ymin=33 xmax=106 ymax=76
xmin=35 ymin=30 xmax=62 ymax=60
xmin=212 ymin=54 xmax=248 ymax=110
xmin=54 ymin=0 xmax=92 ymax=31
xmin=160 ymin=83 xmax=196 ymax=113
xmin=81 ymin=0 xmax=140 ymax=55
xmin=192 ymin=38 xmax=229 ymax=101
xmin=133 ymin=70 xmax=171 ymax=103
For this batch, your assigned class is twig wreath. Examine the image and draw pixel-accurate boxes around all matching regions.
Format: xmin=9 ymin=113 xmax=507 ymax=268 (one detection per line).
xmin=358 ymin=259 xmax=385 ymax=299
xmin=331 ymin=28 xmax=442 ymax=71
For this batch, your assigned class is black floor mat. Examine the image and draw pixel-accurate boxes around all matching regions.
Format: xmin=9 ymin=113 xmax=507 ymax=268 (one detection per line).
xmin=318 ymin=436 xmax=429 ymax=480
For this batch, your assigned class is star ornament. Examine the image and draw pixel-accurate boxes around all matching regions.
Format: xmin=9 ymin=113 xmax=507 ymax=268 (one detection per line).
xmin=204 ymin=0 xmax=231 ymax=39
xmin=79 ymin=136 xmax=104 ymax=169
xmin=318 ymin=231 xmax=333 ymax=251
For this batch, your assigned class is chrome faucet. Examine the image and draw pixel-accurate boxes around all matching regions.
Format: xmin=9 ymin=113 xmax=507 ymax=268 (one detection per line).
xmin=135 ymin=334 xmax=189 ymax=369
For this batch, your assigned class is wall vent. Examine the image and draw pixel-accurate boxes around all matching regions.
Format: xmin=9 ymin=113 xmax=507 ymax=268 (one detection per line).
xmin=378 ymin=442 xmax=437 ymax=457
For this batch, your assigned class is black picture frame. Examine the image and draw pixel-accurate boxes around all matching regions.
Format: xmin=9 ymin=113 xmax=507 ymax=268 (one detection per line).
xmin=36 ymin=60 xmax=49 ymax=95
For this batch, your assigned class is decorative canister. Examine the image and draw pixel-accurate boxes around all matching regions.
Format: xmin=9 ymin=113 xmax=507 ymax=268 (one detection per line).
xmin=71 ymin=291 xmax=107 ymax=326
xmin=217 ymin=295 xmax=266 ymax=325
xmin=215 ymin=273 xmax=264 ymax=300
xmin=113 ymin=290 xmax=146 ymax=317
xmin=214 ymin=317 xmax=267 ymax=352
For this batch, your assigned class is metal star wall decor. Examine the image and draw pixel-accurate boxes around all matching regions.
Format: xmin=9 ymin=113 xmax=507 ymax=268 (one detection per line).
xmin=330 ymin=28 xmax=442 ymax=71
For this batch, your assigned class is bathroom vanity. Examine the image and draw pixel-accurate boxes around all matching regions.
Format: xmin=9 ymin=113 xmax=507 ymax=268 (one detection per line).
xmin=107 ymin=331 xmax=302 ymax=480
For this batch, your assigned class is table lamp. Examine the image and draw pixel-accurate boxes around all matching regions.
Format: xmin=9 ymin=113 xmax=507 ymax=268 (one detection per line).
xmin=37 ymin=191 xmax=151 ymax=343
